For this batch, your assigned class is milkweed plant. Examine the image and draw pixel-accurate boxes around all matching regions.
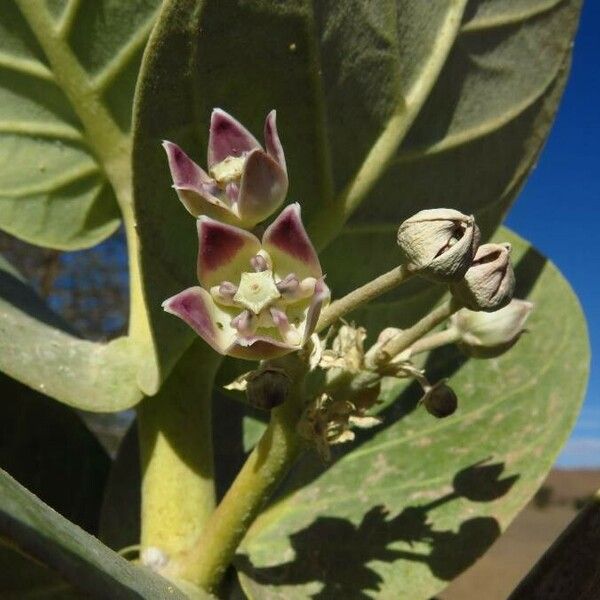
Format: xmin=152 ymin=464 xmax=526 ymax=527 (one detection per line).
xmin=0 ymin=2 xmax=589 ymax=599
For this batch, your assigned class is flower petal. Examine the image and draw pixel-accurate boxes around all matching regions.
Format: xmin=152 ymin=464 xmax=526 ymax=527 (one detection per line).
xmin=302 ymin=278 xmax=330 ymax=343
xmin=228 ymin=335 xmax=298 ymax=361
xmin=163 ymin=141 xmax=234 ymax=218
xmin=237 ymin=149 xmax=288 ymax=227
xmin=162 ymin=286 xmax=237 ymax=354
xmin=197 ymin=217 xmax=261 ymax=289
xmin=208 ymin=108 xmax=261 ymax=168
xmin=264 ymin=110 xmax=287 ymax=173
xmin=262 ymin=203 xmax=322 ymax=279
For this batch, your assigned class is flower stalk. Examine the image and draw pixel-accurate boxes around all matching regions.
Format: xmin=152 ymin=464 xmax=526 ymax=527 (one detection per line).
xmin=163 ymin=364 xmax=306 ymax=591
xmin=317 ymin=265 xmax=411 ymax=333
xmin=409 ymin=327 xmax=462 ymax=355
xmin=372 ymin=298 xmax=461 ymax=366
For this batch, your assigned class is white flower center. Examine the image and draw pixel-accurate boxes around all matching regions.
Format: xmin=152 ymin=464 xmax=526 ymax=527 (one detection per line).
xmin=233 ymin=270 xmax=281 ymax=314
xmin=209 ymin=155 xmax=246 ymax=186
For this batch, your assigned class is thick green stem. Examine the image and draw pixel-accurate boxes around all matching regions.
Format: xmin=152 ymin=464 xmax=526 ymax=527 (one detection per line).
xmin=377 ymin=299 xmax=461 ymax=364
xmin=137 ymin=342 xmax=221 ymax=559
xmin=164 ymin=383 xmax=305 ymax=591
xmin=317 ymin=265 xmax=411 ymax=333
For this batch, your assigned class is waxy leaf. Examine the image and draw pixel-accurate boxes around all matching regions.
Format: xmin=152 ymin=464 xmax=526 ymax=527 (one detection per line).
xmin=0 ymin=254 xmax=143 ymax=411
xmin=236 ymin=229 xmax=589 ymax=599
xmin=0 ymin=0 xmax=160 ymax=249
xmin=132 ymin=0 xmax=581 ymax=390
xmin=0 ymin=468 xmax=193 ymax=599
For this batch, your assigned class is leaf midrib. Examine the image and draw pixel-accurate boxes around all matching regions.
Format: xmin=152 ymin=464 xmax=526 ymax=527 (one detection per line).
xmin=310 ymin=0 xmax=469 ymax=249
xmin=13 ymin=0 xmax=131 ymax=204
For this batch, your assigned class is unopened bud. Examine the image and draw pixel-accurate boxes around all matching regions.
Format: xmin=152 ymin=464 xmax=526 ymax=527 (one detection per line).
xmin=450 ymin=243 xmax=514 ymax=312
xmin=246 ymin=367 xmax=291 ymax=410
xmin=421 ymin=381 xmax=458 ymax=418
xmin=451 ymin=299 xmax=533 ymax=358
xmin=396 ymin=209 xmax=480 ymax=282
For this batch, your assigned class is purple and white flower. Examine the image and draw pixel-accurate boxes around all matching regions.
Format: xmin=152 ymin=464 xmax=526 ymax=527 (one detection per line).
xmin=163 ymin=109 xmax=288 ymax=229
xmin=163 ymin=204 xmax=330 ymax=360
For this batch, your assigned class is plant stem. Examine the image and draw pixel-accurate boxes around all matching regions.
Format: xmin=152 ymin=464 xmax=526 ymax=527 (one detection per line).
xmin=376 ymin=299 xmax=461 ymax=364
xmin=317 ymin=265 xmax=411 ymax=333
xmin=164 ymin=381 xmax=305 ymax=591
xmin=137 ymin=341 xmax=221 ymax=559
xmin=409 ymin=327 xmax=461 ymax=355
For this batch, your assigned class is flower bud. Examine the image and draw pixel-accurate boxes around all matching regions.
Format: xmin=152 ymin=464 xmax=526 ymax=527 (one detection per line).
xmin=421 ymin=381 xmax=458 ymax=418
xmin=246 ymin=366 xmax=291 ymax=410
xmin=396 ymin=209 xmax=480 ymax=282
xmin=451 ymin=299 xmax=533 ymax=358
xmin=450 ymin=243 xmax=515 ymax=312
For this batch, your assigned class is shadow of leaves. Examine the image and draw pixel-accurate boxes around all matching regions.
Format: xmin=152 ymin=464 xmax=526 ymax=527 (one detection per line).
xmin=237 ymin=460 xmax=518 ymax=599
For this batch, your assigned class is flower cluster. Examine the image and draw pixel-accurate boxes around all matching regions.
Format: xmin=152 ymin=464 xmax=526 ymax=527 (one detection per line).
xmin=161 ymin=109 xmax=533 ymax=462
xmin=163 ymin=110 xmax=329 ymax=360
xmin=164 ymin=109 xmax=287 ymax=228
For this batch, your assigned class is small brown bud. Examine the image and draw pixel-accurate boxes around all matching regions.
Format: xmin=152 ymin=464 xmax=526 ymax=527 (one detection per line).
xmin=396 ymin=208 xmax=480 ymax=282
xmin=421 ymin=381 xmax=458 ymax=418
xmin=450 ymin=243 xmax=515 ymax=312
xmin=246 ymin=367 xmax=291 ymax=410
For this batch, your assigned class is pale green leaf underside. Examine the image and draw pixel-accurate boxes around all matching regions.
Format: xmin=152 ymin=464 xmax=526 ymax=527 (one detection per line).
xmin=0 ymin=0 xmax=159 ymax=249
xmin=0 ymin=467 xmax=191 ymax=599
xmin=0 ymin=254 xmax=143 ymax=411
xmin=238 ymin=228 xmax=589 ymax=600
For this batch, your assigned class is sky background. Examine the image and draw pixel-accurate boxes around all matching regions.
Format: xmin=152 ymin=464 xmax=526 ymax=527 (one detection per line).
xmin=505 ymin=0 xmax=599 ymax=467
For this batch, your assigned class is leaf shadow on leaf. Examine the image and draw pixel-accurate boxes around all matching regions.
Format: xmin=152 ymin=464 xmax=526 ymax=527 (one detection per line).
xmin=236 ymin=459 xmax=518 ymax=599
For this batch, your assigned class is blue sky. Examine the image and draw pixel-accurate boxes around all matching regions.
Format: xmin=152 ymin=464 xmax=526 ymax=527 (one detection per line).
xmin=505 ymin=1 xmax=599 ymax=467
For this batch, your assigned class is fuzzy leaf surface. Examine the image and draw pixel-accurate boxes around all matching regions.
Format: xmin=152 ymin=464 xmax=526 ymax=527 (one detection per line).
xmin=0 ymin=0 xmax=160 ymax=249
xmin=132 ymin=0 xmax=581 ymax=388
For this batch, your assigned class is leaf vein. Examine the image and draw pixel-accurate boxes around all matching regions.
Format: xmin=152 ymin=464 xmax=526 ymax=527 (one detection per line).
xmin=461 ymin=0 xmax=565 ymax=34
xmin=91 ymin=12 xmax=158 ymax=93
xmin=0 ymin=120 xmax=83 ymax=141
xmin=0 ymin=51 xmax=54 ymax=82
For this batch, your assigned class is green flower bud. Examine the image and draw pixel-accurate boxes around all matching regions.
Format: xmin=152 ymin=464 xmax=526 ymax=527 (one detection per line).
xmin=396 ymin=208 xmax=480 ymax=282
xmin=451 ymin=299 xmax=534 ymax=358
xmin=246 ymin=366 xmax=291 ymax=410
xmin=421 ymin=381 xmax=458 ymax=418
xmin=450 ymin=243 xmax=515 ymax=312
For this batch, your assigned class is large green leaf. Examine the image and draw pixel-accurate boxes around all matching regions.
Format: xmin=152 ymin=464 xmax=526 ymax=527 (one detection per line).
xmin=0 ymin=0 xmax=160 ymax=250
xmin=0 ymin=467 xmax=193 ymax=599
xmin=0 ymin=1 xmax=167 ymax=407
xmin=0 ymin=253 xmax=143 ymax=411
xmin=235 ymin=229 xmax=589 ymax=599
xmin=132 ymin=0 xmax=580 ymax=389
